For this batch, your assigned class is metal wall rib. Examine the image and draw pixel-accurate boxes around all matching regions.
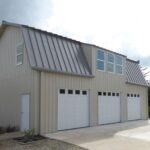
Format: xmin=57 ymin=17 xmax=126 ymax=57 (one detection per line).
xmin=126 ymin=60 xmax=147 ymax=86
xmin=22 ymin=27 xmax=91 ymax=76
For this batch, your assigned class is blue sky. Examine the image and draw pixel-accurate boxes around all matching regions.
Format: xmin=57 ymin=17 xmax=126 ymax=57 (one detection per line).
xmin=0 ymin=0 xmax=150 ymax=78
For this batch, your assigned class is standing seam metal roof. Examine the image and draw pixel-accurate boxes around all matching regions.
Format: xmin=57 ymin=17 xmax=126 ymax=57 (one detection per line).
xmin=21 ymin=26 xmax=91 ymax=77
xmin=0 ymin=21 xmax=148 ymax=85
xmin=126 ymin=59 xmax=147 ymax=86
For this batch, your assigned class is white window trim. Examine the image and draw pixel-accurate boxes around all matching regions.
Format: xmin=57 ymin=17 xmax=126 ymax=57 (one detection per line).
xmin=97 ymin=50 xmax=105 ymax=72
xmin=107 ymin=52 xmax=115 ymax=73
xmin=16 ymin=43 xmax=24 ymax=66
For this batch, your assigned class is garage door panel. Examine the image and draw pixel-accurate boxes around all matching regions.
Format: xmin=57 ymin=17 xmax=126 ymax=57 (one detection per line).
xmin=98 ymin=92 xmax=120 ymax=125
xmin=58 ymin=89 xmax=89 ymax=130
xmin=128 ymin=94 xmax=141 ymax=121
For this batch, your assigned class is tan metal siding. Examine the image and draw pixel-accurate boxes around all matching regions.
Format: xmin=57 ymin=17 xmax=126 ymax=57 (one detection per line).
xmin=0 ymin=26 xmax=40 ymax=133
xmin=40 ymin=46 xmax=127 ymax=133
xmin=40 ymin=45 xmax=148 ymax=134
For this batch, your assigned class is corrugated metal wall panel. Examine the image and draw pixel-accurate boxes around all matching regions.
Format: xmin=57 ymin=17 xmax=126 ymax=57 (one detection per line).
xmin=0 ymin=26 xmax=40 ymax=133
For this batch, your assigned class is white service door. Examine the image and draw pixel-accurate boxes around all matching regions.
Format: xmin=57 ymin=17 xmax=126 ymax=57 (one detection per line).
xmin=58 ymin=89 xmax=89 ymax=130
xmin=128 ymin=94 xmax=141 ymax=120
xmin=98 ymin=93 xmax=120 ymax=124
xmin=21 ymin=94 xmax=29 ymax=131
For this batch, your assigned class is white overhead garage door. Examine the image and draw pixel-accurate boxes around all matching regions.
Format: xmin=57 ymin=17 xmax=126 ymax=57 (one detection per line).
xmin=58 ymin=89 xmax=89 ymax=130
xmin=98 ymin=92 xmax=121 ymax=124
xmin=127 ymin=93 xmax=141 ymax=121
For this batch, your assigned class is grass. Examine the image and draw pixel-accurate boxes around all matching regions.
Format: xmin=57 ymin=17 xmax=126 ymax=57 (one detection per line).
xmin=0 ymin=139 xmax=87 ymax=150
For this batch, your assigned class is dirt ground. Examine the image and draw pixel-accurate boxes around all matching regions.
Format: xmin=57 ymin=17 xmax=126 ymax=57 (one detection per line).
xmin=0 ymin=138 xmax=87 ymax=150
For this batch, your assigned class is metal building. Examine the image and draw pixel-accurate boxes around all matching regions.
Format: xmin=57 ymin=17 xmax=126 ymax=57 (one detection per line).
xmin=0 ymin=21 xmax=148 ymax=134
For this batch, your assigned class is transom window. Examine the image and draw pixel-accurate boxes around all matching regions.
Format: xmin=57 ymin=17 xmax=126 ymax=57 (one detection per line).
xmin=16 ymin=43 xmax=24 ymax=65
xmin=97 ymin=50 xmax=105 ymax=71
xmin=116 ymin=55 xmax=123 ymax=74
xmin=107 ymin=53 xmax=114 ymax=72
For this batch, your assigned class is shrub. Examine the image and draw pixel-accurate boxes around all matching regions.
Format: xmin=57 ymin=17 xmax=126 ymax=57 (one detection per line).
xmin=24 ymin=129 xmax=35 ymax=138
xmin=6 ymin=125 xmax=18 ymax=133
xmin=0 ymin=127 xmax=5 ymax=134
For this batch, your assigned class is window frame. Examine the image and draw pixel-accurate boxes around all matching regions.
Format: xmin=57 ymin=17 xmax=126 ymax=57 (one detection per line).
xmin=115 ymin=55 xmax=123 ymax=75
xmin=97 ymin=49 xmax=105 ymax=71
xmin=16 ymin=42 xmax=24 ymax=66
xmin=107 ymin=52 xmax=115 ymax=73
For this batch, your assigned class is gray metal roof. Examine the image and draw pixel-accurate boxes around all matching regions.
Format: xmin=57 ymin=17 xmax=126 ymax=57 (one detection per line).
xmin=126 ymin=59 xmax=147 ymax=86
xmin=21 ymin=26 xmax=92 ymax=77
xmin=0 ymin=21 xmax=148 ymax=85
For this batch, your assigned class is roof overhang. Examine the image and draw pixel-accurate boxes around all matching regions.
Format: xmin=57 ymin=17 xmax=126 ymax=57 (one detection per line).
xmin=0 ymin=20 xmax=21 ymax=38
xmin=126 ymin=81 xmax=148 ymax=87
xmin=32 ymin=66 xmax=95 ymax=78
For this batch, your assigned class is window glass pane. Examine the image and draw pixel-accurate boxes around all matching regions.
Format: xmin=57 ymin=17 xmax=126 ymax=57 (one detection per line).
xmin=98 ymin=92 xmax=102 ymax=95
xmin=116 ymin=56 xmax=122 ymax=65
xmin=103 ymin=92 xmax=106 ymax=96
xmin=108 ymin=63 xmax=114 ymax=72
xmin=108 ymin=92 xmax=111 ymax=96
xmin=116 ymin=65 xmax=122 ymax=74
xmin=60 ymin=89 xmax=65 ymax=94
xmin=75 ymin=90 xmax=80 ymax=94
xmin=97 ymin=50 xmax=104 ymax=60
xmin=17 ymin=44 xmax=23 ymax=54
xmin=97 ymin=60 xmax=104 ymax=70
xmin=108 ymin=53 xmax=114 ymax=63
xmin=112 ymin=93 xmax=115 ymax=96
xmin=17 ymin=54 xmax=23 ymax=64
xmin=16 ymin=43 xmax=24 ymax=65
xmin=116 ymin=93 xmax=119 ymax=96
xmin=68 ymin=90 xmax=73 ymax=94
xmin=82 ymin=91 xmax=87 ymax=95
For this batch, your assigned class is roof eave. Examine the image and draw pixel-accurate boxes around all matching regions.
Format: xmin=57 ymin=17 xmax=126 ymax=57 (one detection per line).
xmin=126 ymin=81 xmax=148 ymax=87
xmin=2 ymin=20 xmax=22 ymax=28
xmin=31 ymin=66 xmax=95 ymax=78
xmin=0 ymin=24 xmax=6 ymax=38
xmin=0 ymin=21 xmax=22 ymax=38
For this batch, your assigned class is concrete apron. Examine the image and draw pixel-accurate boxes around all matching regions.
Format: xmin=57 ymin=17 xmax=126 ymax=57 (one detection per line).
xmin=46 ymin=120 xmax=150 ymax=150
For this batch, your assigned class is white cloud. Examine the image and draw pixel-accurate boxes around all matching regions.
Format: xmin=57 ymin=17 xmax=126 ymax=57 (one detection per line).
xmin=0 ymin=0 xmax=150 ymax=68
xmin=40 ymin=0 xmax=150 ymax=62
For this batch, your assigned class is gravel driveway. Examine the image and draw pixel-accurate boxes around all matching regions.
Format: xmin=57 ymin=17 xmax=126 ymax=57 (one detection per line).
xmin=0 ymin=138 xmax=87 ymax=150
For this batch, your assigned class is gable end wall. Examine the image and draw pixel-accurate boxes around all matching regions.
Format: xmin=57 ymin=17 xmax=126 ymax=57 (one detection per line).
xmin=0 ymin=26 xmax=40 ymax=133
